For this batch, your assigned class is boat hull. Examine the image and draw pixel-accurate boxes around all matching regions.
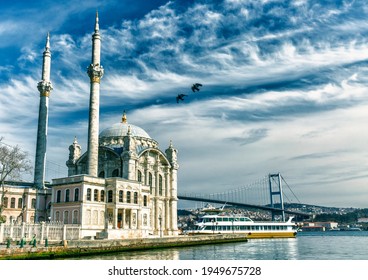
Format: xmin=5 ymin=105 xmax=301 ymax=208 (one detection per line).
xmin=187 ymin=231 xmax=297 ymax=239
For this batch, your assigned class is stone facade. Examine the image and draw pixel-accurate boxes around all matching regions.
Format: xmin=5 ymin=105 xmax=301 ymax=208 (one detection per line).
xmin=53 ymin=115 xmax=179 ymax=238
xmin=0 ymin=183 xmax=51 ymax=224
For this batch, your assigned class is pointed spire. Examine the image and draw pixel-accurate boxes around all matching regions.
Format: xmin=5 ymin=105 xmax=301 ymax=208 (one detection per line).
xmin=95 ymin=10 xmax=99 ymax=33
xmin=122 ymin=110 xmax=127 ymax=123
xmin=73 ymin=136 xmax=78 ymax=144
xmin=45 ymin=32 xmax=50 ymax=51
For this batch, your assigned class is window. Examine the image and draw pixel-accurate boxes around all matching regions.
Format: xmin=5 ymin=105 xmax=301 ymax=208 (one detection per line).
xmin=31 ymin=198 xmax=36 ymax=209
xmin=86 ymin=210 xmax=91 ymax=225
xmin=107 ymin=190 xmax=113 ymax=203
xmin=74 ymin=188 xmax=79 ymax=201
xmin=119 ymin=190 xmax=123 ymax=202
xmin=112 ymin=169 xmax=119 ymax=177
xmin=56 ymin=190 xmax=61 ymax=203
xmin=93 ymin=210 xmax=98 ymax=224
xmin=98 ymin=171 xmax=105 ymax=178
xmin=55 ymin=211 xmax=60 ymax=221
xmin=3 ymin=197 xmax=8 ymax=208
xmin=126 ymin=191 xmax=131 ymax=203
xmin=143 ymin=195 xmax=147 ymax=207
xmin=148 ymin=173 xmax=153 ymax=194
xmin=134 ymin=192 xmax=138 ymax=204
xmin=18 ymin=198 xmax=23 ymax=209
xmin=10 ymin=198 xmax=15 ymax=208
xmin=137 ymin=170 xmax=142 ymax=182
xmin=64 ymin=211 xmax=69 ymax=224
xmin=72 ymin=210 xmax=79 ymax=224
xmin=100 ymin=190 xmax=105 ymax=202
xmin=94 ymin=189 xmax=99 ymax=201
xmin=159 ymin=175 xmax=163 ymax=196
xmin=65 ymin=189 xmax=70 ymax=202
xmin=87 ymin=188 xmax=91 ymax=201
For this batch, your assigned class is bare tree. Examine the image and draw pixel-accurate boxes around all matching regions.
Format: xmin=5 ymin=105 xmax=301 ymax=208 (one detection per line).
xmin=0 ymin=137 xmax=32 ymax=223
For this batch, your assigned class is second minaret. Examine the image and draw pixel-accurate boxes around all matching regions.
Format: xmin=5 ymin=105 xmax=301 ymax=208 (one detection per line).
xmin=34 ymin=33 xmax=53 ymax=189
xmin=87 ymin=12 xmax=104 ymax=176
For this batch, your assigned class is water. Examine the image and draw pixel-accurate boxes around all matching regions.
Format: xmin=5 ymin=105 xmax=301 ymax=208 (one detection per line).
xmin=73 ymin=231 xmax=368 ymax=260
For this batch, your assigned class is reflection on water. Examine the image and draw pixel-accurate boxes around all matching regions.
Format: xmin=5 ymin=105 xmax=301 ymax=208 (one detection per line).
xmin=73 ymin=231 xmax=368 ymax=260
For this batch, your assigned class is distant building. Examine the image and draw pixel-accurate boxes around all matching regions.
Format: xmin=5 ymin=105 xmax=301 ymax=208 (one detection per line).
xmin=0 ymin=182 xmax=51 ymax=223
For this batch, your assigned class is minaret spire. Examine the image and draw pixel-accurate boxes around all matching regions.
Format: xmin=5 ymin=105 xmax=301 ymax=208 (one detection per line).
xmin=34 ymin=33 xmax=53 ymax=189
xmin=95 ymin=11 xmax=99 ymax=33
xmin=87 ymin=13 xmax=104 ymax=176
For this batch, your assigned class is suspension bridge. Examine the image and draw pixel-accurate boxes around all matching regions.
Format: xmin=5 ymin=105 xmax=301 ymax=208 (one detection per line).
xmin=178 ymin=173 xmax=311 ymax=221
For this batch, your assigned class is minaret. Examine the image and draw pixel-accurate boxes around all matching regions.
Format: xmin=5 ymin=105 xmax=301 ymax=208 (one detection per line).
xmin=165 ymin=140 xmax=179 ymax=235
xmin=87 ymin=12 xmax=104 ymax=176
xmin=34 ymin=33 xmax=53 ymax=189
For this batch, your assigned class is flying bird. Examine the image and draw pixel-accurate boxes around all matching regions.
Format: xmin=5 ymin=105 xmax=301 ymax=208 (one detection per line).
xmin=191 ymin=83 xmax=203 ymax=92
xmin=176 ymin=94 xmax=187 ymax=103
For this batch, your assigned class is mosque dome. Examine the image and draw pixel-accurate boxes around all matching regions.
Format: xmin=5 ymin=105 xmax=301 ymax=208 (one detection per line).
xmin=99 ymin=112 xmax=151 ymax=139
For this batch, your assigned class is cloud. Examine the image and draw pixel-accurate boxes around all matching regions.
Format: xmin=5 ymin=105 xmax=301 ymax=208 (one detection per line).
xmin=226 ymin=128 xmax=269 ymax=146
xmin=2 ymin=0 xmax=368 ymax=208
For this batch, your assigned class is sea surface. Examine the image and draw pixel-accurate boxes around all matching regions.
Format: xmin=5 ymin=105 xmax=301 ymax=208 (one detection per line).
xmin=73 ymin=231 xmax=368 ymax=260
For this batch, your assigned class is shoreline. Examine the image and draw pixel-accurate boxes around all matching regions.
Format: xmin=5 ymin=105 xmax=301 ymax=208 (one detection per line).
xmin=0 ymin=233 xmax=248 ymax=260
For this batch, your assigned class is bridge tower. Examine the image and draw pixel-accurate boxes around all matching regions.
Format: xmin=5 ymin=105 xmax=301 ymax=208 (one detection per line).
xmin=268 ymin=173 xmax=285 ymax=221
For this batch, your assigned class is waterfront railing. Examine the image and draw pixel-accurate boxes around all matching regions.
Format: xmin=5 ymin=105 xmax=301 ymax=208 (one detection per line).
xmin=0 ymin=222 xmax=81 ymax=243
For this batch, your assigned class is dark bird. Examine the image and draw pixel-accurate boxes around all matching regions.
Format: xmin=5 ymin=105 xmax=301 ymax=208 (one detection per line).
xmin=191 ymin=83 xmax=203 ymax=92
xmin=176 ymin=94 xmax=187 ymax=103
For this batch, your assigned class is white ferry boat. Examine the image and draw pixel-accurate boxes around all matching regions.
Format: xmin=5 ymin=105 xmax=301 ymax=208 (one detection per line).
xmin=187 ymin=207 xmax=298 ymax=238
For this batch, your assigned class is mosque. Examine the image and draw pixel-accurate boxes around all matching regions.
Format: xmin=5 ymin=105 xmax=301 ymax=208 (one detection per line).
xmin=0 ymin=13 xmax=179 ymax=239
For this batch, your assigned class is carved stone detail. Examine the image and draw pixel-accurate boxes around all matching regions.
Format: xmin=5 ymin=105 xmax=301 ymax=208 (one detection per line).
xmin=37 ymin=80 xmax=53 ymax=97
xmin=87 ymin=63 xmax=104 ymax=83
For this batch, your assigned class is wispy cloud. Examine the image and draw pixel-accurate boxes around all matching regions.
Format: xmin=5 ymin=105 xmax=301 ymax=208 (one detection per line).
xmin=2 ymin=0 xmax=368 ymax=207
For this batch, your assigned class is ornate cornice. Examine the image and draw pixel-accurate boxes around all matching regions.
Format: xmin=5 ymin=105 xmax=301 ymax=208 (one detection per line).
xmin=87 ymin=63 xmax=104 ymax=83
xmin=37 ymin=80 xmax=53 ymax=97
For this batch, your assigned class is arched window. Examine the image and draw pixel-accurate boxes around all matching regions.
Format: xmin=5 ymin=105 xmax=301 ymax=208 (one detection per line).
xmin=137 ymin=170 xmax=142 ymax=182
xmin=100 ymin=211 xmax=105 ymax=225
xmin=107 ymin=190 xmax=113 ymax=203
xmin=55 ymin=211 xmax=60 ymax=222
xmin=159 ymin=175 xmax=163 ymax=196
xmin=100 ymin=190 xmax=105 ymax=202
xmin=112 ymin=169 xmax=119 ymax=177
xmin=86 ymin=210 xmax=91 ymax=225
xmin=148 ymin=172 xmax=153 ymax=194
xmin=74 ymin=188 xmax=79 ymax=201
xmin=56 ymin=190 xmax=61 ymax=203
xmin=134 ymin=192 xmax=138 ymax=204
xmin=86 ymin=188 xmax=91 ymax=201
xmin=64 ymin=211 xmax=69 ymax=224
xmin=143 ymin=195 xmax=148 ymax=207
xmin=65 ymin=189 xmax=70 ymax=202
xmin=94 ymin=189 xmax=99 ymax=201
xmin=31 ymin=198 xmax=36 ymax=209
xmin=93 ymin=210 xmax=98 ymax=224
xmin=10 ymin=198 xmax=15 ymax=208
xmin=3 ymin=197 xmax=8 ymax=208
xmin=127 ymin=191 xmax=131 ymax=203
xmin=18 ymin=198 xmax=23 ymax=209
xmin=72 ymin=210 xmax=79 ymax=224
xmin=98 ymin=171 xmax=105 ymax=178
xmin=119 ymin=190 xmax=123 ymax=202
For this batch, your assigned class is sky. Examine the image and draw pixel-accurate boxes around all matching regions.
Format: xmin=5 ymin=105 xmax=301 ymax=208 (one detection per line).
xmin=1 ymin=0 xmax=368 ymax=208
